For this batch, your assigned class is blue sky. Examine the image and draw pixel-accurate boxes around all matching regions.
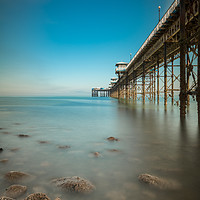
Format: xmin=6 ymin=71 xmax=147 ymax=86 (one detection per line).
xmin=0 ymin=0 xmax=173 ymax=96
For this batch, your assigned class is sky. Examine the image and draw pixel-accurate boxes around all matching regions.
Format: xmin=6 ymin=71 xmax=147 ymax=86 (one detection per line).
xmin=0 ymin=0 xmax=174 ymax=96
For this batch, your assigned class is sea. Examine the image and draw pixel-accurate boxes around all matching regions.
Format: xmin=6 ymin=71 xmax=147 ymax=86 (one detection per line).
xmin=0 ymin=96 xmax=200 ymax=200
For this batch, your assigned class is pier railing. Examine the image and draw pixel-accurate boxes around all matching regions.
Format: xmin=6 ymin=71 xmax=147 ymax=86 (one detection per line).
xmin=127 ymin=0 xmax=180 ymax=69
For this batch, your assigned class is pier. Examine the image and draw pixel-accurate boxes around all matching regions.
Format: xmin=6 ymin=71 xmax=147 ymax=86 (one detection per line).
xmin=108 ymin=0 xmax=200 ymax=123
xmin=92 ymin=88 xmax=110 ymax=97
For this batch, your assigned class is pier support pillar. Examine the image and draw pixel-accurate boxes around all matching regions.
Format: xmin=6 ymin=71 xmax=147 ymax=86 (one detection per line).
xmin=135 ymin=76 xmax=137 ymax=101
xmin=198 ymin=0 xmax=200 ymax=125
xmin=153 ymin=65 xmax=156 ymax=103
xmin=187 ymin=50 xmax=190 ymax=108
xmin=164 ymin=42 xmax=167 ymax=109
xmin=125 ymin=72 xmax=129 ymax=100
xmin=150 ymin=73 xmax=153 ymax=101
xmin=180 ymin=0 xmax=187 ymax=118
xmin=142 ymin=63 xmax=146 ymax=104
xmin=157 ymin=56 xmax=160 ymax=104
xmin=171 ymin=56 xmax=174 ymax=105
xmin=118 ymin=78 xmax=121 ymax=99
xmin=132 ymin=71 xmax=136 ymax=101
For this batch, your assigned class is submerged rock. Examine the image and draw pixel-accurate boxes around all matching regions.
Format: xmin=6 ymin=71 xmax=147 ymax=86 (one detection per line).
xmin=107 ymin=137 xmax=119 ymax=141
xmin=0 ymin=196 xmax=15 ymax=200
xmin=5 ymin=185 xmax=27 ymax=198
xmin=18 ymin=134 xmax=29 ymax=138
xmin=0 ymin=148 xmax=3 ymax=152
xmin=38 ymin=141 xmax=49 ymax=144
xmin=93 ymin=152 xmax=101 ymax=157
xmin=10 ymin=148 xmax=20 ymax=152
xmin=52 ymin=176 xmax=95 ymax=194
xmin=0 ymin=159 xmax=9 ymax=163
xmin=24 ymin=193 xmax=50 ymax=200
xmin=4 ymin=171 xmax=31 ymax=182
xmin=107 ymin=149 xmax=119 ymax=152
xmin=58 ymin=145 xmax=70 ymax=149
xmin=138 ymin=173 xmax=181 ymax=190
xmin=1 ymin=132 xmax=11 ymax=134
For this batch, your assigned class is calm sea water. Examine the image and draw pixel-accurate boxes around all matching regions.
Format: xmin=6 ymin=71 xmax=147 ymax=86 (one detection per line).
xmin=0 ymin=97 xmax=200 ymax=200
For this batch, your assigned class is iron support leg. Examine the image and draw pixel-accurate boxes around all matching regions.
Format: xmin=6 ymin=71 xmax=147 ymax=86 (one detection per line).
xmin=125 ymin=74 xmax=128 ymax=100
xmin=157 ymin=56 xmax=160 ymax=104
xmin=180 ymin=0 xmax=187 ymax=117
xmin=198 ymin=0 xmax=200 ymax=125
xmin=187 ymin=51 xmax=190 ymax=107
xmin=171 ymin=57 xmax=174 ymax=105
xmin=154 ymin=66 xmax=156 ymax=103
xmin=164 ymin=42 xmax=167 ymax=108
xmin=142 ymin=63 xmax=146 ymax=104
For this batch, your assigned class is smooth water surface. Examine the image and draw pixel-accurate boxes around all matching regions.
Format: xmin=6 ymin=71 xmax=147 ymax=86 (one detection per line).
xmin=0 ymin=97 xmax=200 ymax=200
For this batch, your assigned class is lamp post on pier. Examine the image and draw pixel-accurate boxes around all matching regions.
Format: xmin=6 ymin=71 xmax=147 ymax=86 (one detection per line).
xmin=158 ymin=6 xmax=161 ymax=22
xmin=130 ymin=53 xmax=132 ymax=61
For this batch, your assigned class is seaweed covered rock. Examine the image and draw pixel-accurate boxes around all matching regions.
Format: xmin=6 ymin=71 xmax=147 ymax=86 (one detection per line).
xmin=58 ymin=145 xmax=70 ymax=149
xmin=52 ymin=176 xmax=95 ymax=194
xmin=107 ymin=149 xmax=119 ymax=152
xmin=18 ymin=134 xmax=30 ymax=138
xmin=107 ymin=137 xmax=119 ymax=141
xmin=4 ymin=171 xmax=31 ymax=182
xmin=0 ymin=196 xmax=15 ymax=200
xmin=93 ymin=152 xmax=101 ymax=157
xmin=4 ymin=185 xmax=27 ymax=198
xmin=10 ymin=148 xmax=20 ymax=152
xmin=24 ymin=193 xmax=50 ymax=200
xmin=138 ymin=173 xmax=181 ymax=190
xmin=0 ymin=159 xmax=8 ymax=163
xmin=38 ymin=141 xmax=49 ymax=144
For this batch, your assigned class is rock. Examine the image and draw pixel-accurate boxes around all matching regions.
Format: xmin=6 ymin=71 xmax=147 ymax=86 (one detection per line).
xmin=18 ymin=134 xmax=29 ymax=138
xmin=93 ymin=152 xmax=101 ymax=157
xmin=58 ymin=145 xmax=70 ymax=149
xmin=4 ymin=185 xmax=27 ymax=198
xmin=38 ymin=141 xmax=48 ymax=144
xmin=54 ymin=198 xmax=61 ymax=200
xmin=107 ymin=137 xmax=119 ymax=141
xmin=24 ymin=193 xmax=50 ymax=200
xmin=0 ymin=128 xmax=5 ymax=130
xmin=138 ymin=173 xmax=181 ymax=190
xmin=4 ymin=171 xmax=31 ymax=182
xmin=10 ymin=148 xmax=20 ymax=152
xmin=52 ymin=176 xmax=95 ymax=194
xmin=0 ymin=148 xmax=3 ymax=152
xmin=107 ymin=149 xmax=119 ymax=152
xmin=0 ymin=196 xmax=15 ymax=200
xmin=0 ymin=159 xmax=9 ymax=163
xmin=1 ymin=132 xmax=11 ymax=134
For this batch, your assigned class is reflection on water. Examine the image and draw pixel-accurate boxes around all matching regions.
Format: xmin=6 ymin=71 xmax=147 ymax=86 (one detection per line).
xmin=0 ymin=97 xmax=200 ymax=200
